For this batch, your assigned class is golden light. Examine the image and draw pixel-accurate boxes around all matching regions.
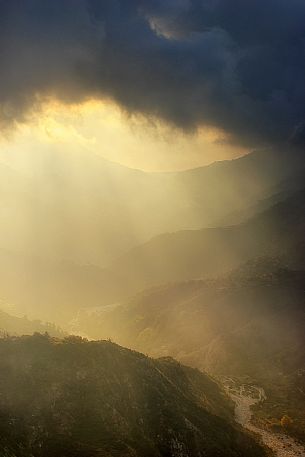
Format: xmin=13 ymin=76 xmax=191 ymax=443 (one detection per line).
xmin=0 ymin=98 xmax=248 ymax=173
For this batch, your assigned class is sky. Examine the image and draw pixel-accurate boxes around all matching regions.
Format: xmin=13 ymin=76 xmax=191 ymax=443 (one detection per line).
xmin=1 ymin=100 xmax=247 ymax=172
xmin=1 ymin=0 xmax=305 ymax=171
xmin=1 ymin=0 xmax=305 ymax=321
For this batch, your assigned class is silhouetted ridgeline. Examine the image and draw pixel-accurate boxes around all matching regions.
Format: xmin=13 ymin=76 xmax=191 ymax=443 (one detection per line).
xmin=0 ymin=145 xmax=305 ymax=322
xmin=111 ymin=187 xmax=305 ymax=292
xmin=0 ymin=309 xmax=65 ymax=338
xmin=73 ymin=259 xmax=305 ymax=442
xmin=0 ymin=334 xmax=266 ymax=457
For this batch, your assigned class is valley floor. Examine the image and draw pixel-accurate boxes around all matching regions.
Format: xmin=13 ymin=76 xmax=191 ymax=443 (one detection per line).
xmin=225 ymin=380 xmax=305 ymax=457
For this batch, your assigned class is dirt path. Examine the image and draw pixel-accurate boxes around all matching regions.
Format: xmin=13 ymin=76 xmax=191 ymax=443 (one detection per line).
xmin=224 ymin=380 xmax=305 ymax=457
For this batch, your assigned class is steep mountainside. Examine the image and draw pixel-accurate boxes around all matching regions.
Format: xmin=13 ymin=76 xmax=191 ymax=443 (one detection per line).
xmin=1 ymin=145 xmax=304 ymax=267
xmin=1 ymin=146 xmax=304 ymax=322
xmin=218 ymin=165 xmax=305 ymax=225
xmin=112 ymin=188 xmax=305 ymax=292
xmin=73 ymin=258 xmax=305 ymax=442
xmin=0 ymin=334 xmax=265 ymax=457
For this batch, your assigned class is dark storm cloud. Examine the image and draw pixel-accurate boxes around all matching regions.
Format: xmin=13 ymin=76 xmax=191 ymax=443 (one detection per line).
xmin=0 ymin=0 xmax=305 ymax=147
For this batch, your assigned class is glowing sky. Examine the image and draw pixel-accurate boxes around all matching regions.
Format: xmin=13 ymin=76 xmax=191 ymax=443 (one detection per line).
xmin=1 ymin=100 xmax=247 ymax=172
xmin=1 ymin=1 xmax=305 ymax=169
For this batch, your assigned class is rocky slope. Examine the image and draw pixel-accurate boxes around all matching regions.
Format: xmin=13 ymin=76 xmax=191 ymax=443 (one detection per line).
xmin=72 ymin=258 xmax=305 ymax=442
xmin=0 ymin=334 xmax=265 ymax=457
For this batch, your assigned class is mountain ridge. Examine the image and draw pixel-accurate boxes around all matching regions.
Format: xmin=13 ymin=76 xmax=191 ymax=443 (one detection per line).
xmin=0 ymin=334 xmax=266 ymax=457
xmin=110 ymin=186 xmax=305 ymax=292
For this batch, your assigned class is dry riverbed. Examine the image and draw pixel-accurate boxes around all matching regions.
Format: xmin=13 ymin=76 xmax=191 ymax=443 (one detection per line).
xmin=224 ymin=379 xmax=305 ymax=457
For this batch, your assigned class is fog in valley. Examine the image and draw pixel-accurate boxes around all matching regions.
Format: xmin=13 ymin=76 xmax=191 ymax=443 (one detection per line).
xmin=1 ymin=1 xmax=305 ymax=456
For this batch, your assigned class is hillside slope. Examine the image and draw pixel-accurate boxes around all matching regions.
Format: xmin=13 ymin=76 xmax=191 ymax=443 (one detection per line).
xmin=74 ymin=259 xmax=305 ymax=441
xmin=0 ymin=334 xmax=265 ymax=457
xmin=1 ymin=144 xmax=304 ymax=267
xmin=1 ymin=146 xmax=304 ymax=322
xmin=112 ymin=188 xmax=305 ymax=291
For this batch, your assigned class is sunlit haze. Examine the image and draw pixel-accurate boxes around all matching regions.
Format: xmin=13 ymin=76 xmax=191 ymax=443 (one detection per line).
xmin=0 ymin=99 xmax=247 ymax=173
xmin=1 ymin=2 xmax=305 ymax=456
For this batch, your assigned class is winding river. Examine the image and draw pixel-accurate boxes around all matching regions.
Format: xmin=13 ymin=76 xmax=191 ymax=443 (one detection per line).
xmin=224 ymin=380 xmax=305 ymax=457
